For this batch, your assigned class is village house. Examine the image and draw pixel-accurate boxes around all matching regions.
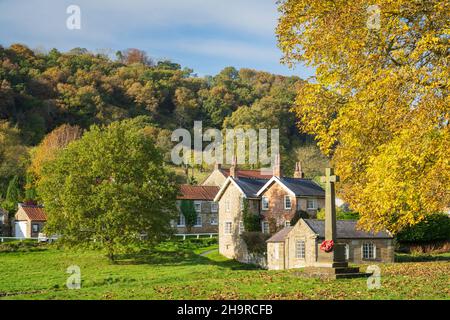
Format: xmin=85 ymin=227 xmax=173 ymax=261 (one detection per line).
xmin=214 ymin=156 xmax=326 ymax=261
xmin=13 ymin=203 xmax=47 ymax=238
xmin=266 ymin=219 xmax=394 ymax=270
xmin=175 ymin=185 xmax=220 ymax=235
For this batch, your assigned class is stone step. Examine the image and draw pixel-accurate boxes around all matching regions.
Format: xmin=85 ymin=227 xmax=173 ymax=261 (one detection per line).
xmin=334 ymin=267 xmax=361 ymax=274
xmin=335 ymin=272 xmax=372 ymax=279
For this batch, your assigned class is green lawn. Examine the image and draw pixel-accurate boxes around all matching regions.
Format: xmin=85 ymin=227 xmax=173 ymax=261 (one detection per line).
xmin=0 ymin=242 xmax=448 ymax=300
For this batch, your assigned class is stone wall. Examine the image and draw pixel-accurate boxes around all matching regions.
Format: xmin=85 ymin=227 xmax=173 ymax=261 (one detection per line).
xmin=218 ymin=183 xmax=260 ymax=261
xmin=337 ymin=238 xmax=395 ymax=264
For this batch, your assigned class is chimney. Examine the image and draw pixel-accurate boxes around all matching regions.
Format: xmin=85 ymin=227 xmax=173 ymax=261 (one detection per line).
xmin=214 ymin=162 xmax=221 ymax=171
xmin=273 ymin=153 xmax=282 ymax=177
xmin=230 ymin=156 xmax=238 ymax=179
xmin=294 ymin=161 xmax=304 ymax=178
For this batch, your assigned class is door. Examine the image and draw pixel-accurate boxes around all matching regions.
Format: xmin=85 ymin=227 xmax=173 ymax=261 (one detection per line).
xmin=15 ymin=221 xmax=27 ymax=238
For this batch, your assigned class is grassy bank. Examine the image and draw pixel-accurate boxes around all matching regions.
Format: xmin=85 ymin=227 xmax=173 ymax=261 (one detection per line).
xmin=0 ymin=242 xmax=448 ymax=300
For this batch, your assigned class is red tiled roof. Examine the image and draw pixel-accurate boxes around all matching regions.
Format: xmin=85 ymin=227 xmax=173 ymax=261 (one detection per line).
xmin=178 ymin=185 xmax=220 ymax=200
xmin=20 ymin=205 xmax=47 ymax=221
xmin=220 ymin=168 xmax=272 ymax=179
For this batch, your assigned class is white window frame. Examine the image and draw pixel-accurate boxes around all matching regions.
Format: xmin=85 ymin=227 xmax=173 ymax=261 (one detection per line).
xmin=362 ymin=242 xmax=376 ymax=260
xmin=210 ymin=201 xmax=218 ymax=212
xmin=177 ymin=213 xmax=186 ymax=227
xmin=210 ymin=214 xmax=218 ymax=225
xmin=284 ymin=220 xmax=291 ymax=227
xmin=261 ymin=221 xmax=270 ymax=234
xmin=32 ymin=223 xmax=39 ymax=233
xmin=306 ymin=198 xmax=317 ymax=210
xmin=239 ymin=221 xmax=245 ymax=234
xmin=194 ymin=201 xmax=202 ymax=213
xmin=194 ymin=214 xmax=202 ymax=227
xmin=224 ymin=221 xmax=232 ymax=235
xmin=284 ymin=195 xmax=292 ymax=210
xmin=262 ymin=196 xmax=269 ymax=210
xmin=295 ymin=240 xmax=305 ymax=259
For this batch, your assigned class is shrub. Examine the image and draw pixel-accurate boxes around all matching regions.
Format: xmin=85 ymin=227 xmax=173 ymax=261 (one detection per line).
xmin=240 ymin=231 xmax=270 ymax=255
xmin=396 ymin=213 xmax=450 ymax=243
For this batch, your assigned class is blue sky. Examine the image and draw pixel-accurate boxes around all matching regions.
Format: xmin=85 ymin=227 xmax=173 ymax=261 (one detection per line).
xmin=0 ymin=0 xmax=314 ymax=78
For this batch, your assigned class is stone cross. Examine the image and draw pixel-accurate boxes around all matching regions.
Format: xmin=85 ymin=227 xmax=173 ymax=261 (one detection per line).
xmin=321 ymin=168 xmax=339 ymax=241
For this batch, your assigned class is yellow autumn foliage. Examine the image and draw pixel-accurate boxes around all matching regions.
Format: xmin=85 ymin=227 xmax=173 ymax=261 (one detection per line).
xmin=277 ymin=0 xmax=449 ymax=232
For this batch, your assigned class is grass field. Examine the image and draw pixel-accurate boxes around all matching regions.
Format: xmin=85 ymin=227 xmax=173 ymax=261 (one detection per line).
xmin=0 ymin=241 xmax=448 ymax=300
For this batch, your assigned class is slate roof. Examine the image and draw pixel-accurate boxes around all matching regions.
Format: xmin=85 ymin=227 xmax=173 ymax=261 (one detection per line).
xmin=303 ymin=219 xmax=392 ymax=239
xmin=266 ymin=226 xmax=294 ymax=242
xmin=20 ymin=204 xmax=47 ymax=221
xmin=279 ymin=178 xmax=325 ymax=197
xmin=178 ymin=185 xmax=219 ymax=200
xmin=221 ymin=168 xmax=272 ymax=179
xmin=234 ymin=178 xmax=269 ymax=198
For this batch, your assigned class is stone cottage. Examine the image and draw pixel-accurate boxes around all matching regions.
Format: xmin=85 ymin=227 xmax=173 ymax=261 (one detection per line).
xmin=214 ymin=156 xmax=325 ymax=261
xmin=266 ymin=219 xmax=394 ymax=270
xmin=13 ymin=203 xmax=47 ymax=238
xmin=175 ymin=185 xmax=220 ymax=234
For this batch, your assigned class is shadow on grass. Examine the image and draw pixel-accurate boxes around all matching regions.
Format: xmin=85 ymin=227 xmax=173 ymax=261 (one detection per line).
xmin=395 ymin=253 xmax=450 ymax=263
xmin=114 ymin=249 xmax=260 ymax=271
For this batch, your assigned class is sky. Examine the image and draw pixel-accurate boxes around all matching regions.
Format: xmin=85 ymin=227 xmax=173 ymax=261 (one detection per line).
xmin=0 ymin=0 xmax=314 ymax=78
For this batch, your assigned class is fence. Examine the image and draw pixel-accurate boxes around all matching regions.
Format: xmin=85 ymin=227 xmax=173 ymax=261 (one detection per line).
xmin=175 ymin=233 xmax=218 ymax=240
xmin=0 ymin=236 xmax=39 ymax=242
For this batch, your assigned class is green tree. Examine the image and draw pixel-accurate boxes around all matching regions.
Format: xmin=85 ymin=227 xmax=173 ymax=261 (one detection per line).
xmin=2 ymin=175 xmax=21 ymax=214
xmin=37 ymin=119 xmax=179 ymax=262
xmin=242 ymin=199 xmax=260 ymax=232
xmin=179 ymin=200 xmax=197 ymax=232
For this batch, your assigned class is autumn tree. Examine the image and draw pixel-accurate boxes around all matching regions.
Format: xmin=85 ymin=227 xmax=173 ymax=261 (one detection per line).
xmin=277 ymin=0 xmax=449 ymax=232
xmin=37 ymin=119 xmax=179 ymax=261
xmin=0 ymin=121 xmax=28 ymax=196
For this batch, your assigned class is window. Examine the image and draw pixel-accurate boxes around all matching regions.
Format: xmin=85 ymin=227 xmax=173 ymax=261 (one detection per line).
xmin=240 ymin=197 xmax=244 ymax=210
xmin=274 ymin=243 xmax=279 ymax=260
xmin=345 ymin=244 xmax=350 ymax=260
xmin=284 ymin=196 xmax=292 ymax=210
xmin=362 ymin=242 xmax=376 ymax=260
xmin=224 ymin=221 xmax=232 ymax=235
xmin=262 ymin=221 xmax=270 ymax=234
xmin=210 ymin=214 xmax=218 ymax=225
xmin=284 ymin=220 xmax=291 ymax=227
xmin=194 ymin=201 xmax=202 ymax=213
xmin=195 ymin=214 xmax=202 ymax=227
xmin=297 ymin=199 xmax=302 ymax=210
xmin=211 ymin=202 xmax=218 ymax=212
xmin=32 ymin=224 xmax=40 ymax=233
xmin=262 ymin=196 xmax=269 ymax=210
xmin=225 ymin=200 xmax=230 ymax=212
xmin=295 ymin=240 xmax=305 ymax=259
xmin=177 ymin=214 xmax=185 ymax=227
xmin=307 ymin=199 xmax=317 ymax=210
xmin=239 ymin=221 xmax=245 ymax=234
